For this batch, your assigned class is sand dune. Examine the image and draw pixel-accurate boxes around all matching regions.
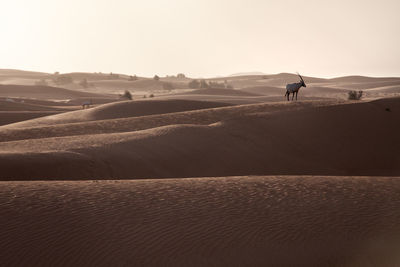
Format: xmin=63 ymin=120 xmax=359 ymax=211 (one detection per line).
xmin=328 ymin=75 xmax=400 ymax=83
xmin=332 ymin=80 xmax=400 ymax=90
xmin=156 ymin=93 xmax=268 ymax=105
xmin=158 ymin=93 xmax=332 ymax=105
xmin=0 ymin=111 xmax=64 ymax=127
xmin=0 ymin=84 xmax=108 ymax=100
xmin=0 ymin=98 xmax=398 ymax=180
xmin=2 ymin=98 xmax=74 ymax=107
xmin=91 ymin=79 xmax=188 ymax=94
xmin=1 ymin=176 xmax=400 ymax=266
xmin=187 ymin=88 xmax=260 ymax=96
xmin=1 ymin=70 xmax=400 ymax=266
xmin=0 ymin=99 xmax=75 ymax=126
xmin=0 ymin=100 xmax=333 ymax=141
xmin=0 ymin=100 xmax=64 ymax=112
xmin=239 ymin=85 xmax=283 ymax=95
xmin=1 ymin=99 xmax=232 ymax=129
xmin=79 ymin=99 xmax=231 ymax=120
xmin=0 ymin=69 xmax=48 ymax=80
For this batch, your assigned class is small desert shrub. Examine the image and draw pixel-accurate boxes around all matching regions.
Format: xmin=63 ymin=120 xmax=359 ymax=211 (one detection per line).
xmin=120 ymin=90 xmax=132 ymax=100
xmin=149 ymin=94 xmax=154 ymax=98
xmin=348 ymin=90 xmax=363 ymax=100
xmin=154 ymin=75 xmax=160 ymax=81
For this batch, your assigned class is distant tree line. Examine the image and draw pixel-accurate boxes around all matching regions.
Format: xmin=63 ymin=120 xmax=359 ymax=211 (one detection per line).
xmin=53 ymin=75 xmax=73 ymax=85
xmin=188 ymin=79 xmax=233 ymax=89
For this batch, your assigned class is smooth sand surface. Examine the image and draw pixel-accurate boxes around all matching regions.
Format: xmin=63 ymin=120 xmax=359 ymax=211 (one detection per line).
xmin=187 ymin=88 xmax=261 ymax=96
xmin=0 ymin=84 xmax=108 ymax=100
xmin=1 ymin=99 xmax=231 ymax=128
xmin=1 ymin=176 xmax=400 ymax=266
xmin=0 ymin=99 xmax=77 ymax=126
xmin=0 ymin=98 xmax=398 ymax=180
xmin=0 ymin=111 xmax=64 ymax=127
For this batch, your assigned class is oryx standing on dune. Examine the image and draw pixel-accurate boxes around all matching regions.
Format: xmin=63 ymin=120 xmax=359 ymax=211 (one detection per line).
xmin=285 ymin=73 xmax=306 ymax=101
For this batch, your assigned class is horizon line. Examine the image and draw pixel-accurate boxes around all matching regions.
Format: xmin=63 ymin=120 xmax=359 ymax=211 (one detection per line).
xmin=1 ymin=68 xmax=400 ymax=80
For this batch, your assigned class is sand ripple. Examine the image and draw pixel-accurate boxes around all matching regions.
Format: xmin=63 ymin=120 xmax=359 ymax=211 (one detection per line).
xmin=1 ymin=176 xmax=400 ymax=266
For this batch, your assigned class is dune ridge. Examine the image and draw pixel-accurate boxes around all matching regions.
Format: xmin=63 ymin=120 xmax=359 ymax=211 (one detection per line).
xmin=0 ymin=100 xmax=336 ymax=142
xmin=0 ymin=98 xmax=398 ymax=180
xmin=0 ymin=99 xmax=231 ymax=128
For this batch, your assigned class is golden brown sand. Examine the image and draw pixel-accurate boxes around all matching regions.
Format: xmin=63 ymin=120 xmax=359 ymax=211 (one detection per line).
xmin=1 ymin=176 xmax=400 ymax=266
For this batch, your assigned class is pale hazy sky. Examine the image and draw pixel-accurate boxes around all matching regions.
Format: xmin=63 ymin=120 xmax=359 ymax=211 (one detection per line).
xmin=1 ymin=0 xmax=399 ymax=78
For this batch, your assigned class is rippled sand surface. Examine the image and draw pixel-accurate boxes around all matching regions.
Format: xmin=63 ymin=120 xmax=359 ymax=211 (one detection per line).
xmin=1 ymin=176 xmax=400 ymax=266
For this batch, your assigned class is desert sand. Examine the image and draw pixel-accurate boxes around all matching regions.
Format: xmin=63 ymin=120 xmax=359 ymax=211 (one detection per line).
xmin=0 ymin=97 xmax=398 ymax=180
xmin=1 ymin=176 xmax=400 ymax=266
xmin=1 ymin=70 xmax=400 ymax=266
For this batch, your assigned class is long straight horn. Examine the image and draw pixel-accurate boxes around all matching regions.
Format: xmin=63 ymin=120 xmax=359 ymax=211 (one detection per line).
xmin=296 ymin=72 xmax=304 ymax=83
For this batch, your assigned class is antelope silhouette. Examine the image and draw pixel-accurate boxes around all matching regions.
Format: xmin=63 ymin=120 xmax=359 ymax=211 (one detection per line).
xmin=285 ymin=73 xmax=306 ymax=101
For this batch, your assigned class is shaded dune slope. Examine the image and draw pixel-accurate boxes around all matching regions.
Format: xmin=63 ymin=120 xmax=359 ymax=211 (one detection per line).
xmin=0 ymin=100 xmax=73 ymax=126
xmin=1 ymin=99 xmax=232 ymax=128
xmin=0 ymin=98 xmax=398 ymax=179
xmin=0 ymin=100 xmax=332 ymax=142
xmin=0 ymin=84 xmax=107 ymax=99
xmin=0 ymin=100 xmax=66 ymax=112
xmin=1 ymin=176 xmax=400 ymax=266
xmin=187 ymin=88 xmax=260 ymax=96
xmin=0 ymin=112 xmax=63 ymax=127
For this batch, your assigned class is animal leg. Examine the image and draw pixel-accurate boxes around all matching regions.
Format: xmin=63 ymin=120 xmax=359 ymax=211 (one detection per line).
xmin=291 ymin=92 xmax=294 ymax=101
xmin=295 ymin=91 xmax=298 ymax=100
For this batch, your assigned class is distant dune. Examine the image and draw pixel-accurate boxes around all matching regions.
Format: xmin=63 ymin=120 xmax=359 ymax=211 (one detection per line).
xmin=187 ymin=88 xmax=260 ymax=96
xmin=229 ymin=71 xmax=266 ymax=76
xmin=0 ymin=98 xmax=75 ymax=126
xmin=239 ymin=85 xmax=285 ymax=95
xmin=0 ymin=84 xmax=108 ymax=100
xmin=1 ymin=99 xmax=231 ymax=129
xmin=1 ymin=69 xmax=399 ymax=102
xmin=0 ymin=100 xmax=334 ymax=141
xmin=0 ymin=111 xmax=63 ymax=127
xmin=0 ymin=100 xmax=64 ymax=112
